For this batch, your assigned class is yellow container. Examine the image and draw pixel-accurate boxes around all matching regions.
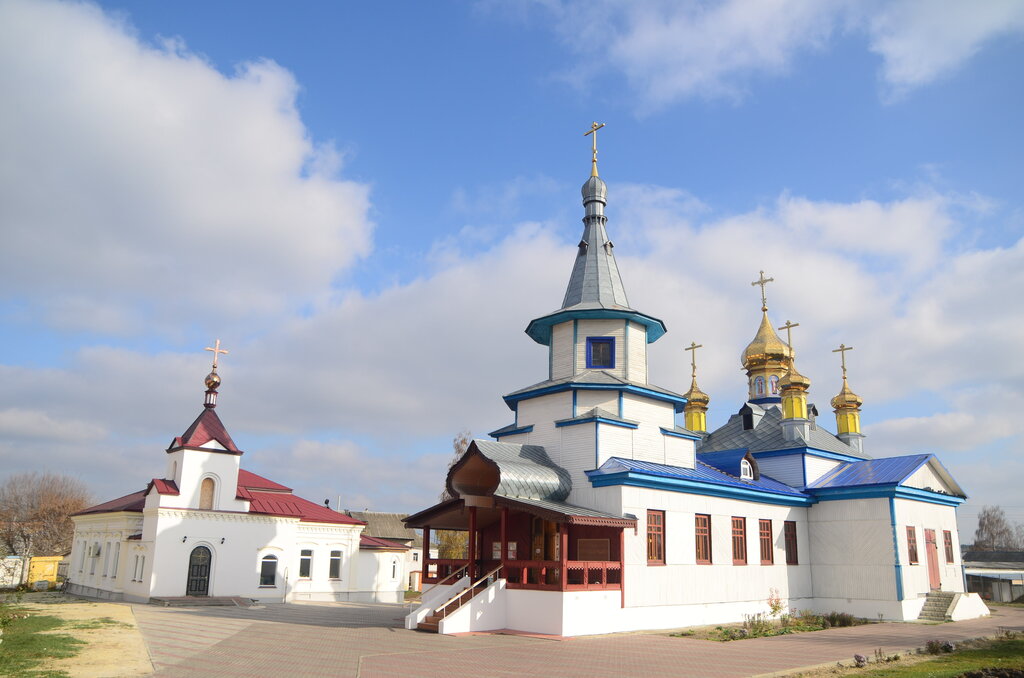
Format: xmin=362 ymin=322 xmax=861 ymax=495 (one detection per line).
xmin=27 ymin=555 xmax=63 ymax=589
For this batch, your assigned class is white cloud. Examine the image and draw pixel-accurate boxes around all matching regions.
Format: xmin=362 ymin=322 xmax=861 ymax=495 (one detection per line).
xmin=0 ymin=408 xmax=106 ymax=442
xmin=0 ymin=0 xmax=374 ymax=334
xmin=517 ymin=0 xmax=1024 ymax=108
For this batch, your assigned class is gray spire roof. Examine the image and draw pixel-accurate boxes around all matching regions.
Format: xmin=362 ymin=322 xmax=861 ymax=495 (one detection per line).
xmin=561 ymin=175 xmax=632 ymax=311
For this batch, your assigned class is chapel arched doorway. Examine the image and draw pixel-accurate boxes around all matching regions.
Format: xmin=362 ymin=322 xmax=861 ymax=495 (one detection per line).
xmin=186 ymin=546 xmax=211 ymax=596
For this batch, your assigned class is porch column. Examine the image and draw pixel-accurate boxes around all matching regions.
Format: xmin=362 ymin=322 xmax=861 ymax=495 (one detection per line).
xmin=500 ymin=506 xmax=509 ymax=579
xmin=468 ymin=506 xmax=477 ymax=580
xmin=559 ymin=524 xmax=569 ymax=591
xmin=422 ymin=526 xmax=430 ymax=583
xmin=619 ymin=528 xmax=626 ymax=607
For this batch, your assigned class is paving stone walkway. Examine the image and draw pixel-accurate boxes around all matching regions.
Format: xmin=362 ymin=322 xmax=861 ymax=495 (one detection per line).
xmin=131 ymin=601 xmax=1024 ymax=678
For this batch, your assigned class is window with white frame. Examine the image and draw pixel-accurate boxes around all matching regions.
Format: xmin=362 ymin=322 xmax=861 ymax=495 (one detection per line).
xmin=259 ymin=555 xmax=278 ymax=587
xmin=329 ymin=551 xmax=342 ymax=579
xmin=299 ymin=549 xmax=313 ymax=578
xmin=740 ymin=459 xmax=754 ymax=480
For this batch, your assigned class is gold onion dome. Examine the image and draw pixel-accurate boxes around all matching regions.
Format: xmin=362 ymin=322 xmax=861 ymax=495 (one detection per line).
xmin=831 ymin=377 xmax=863 ymax=409
xmin=204 ymin=371 xmax=221 ymax=390
xmin=742 ymin=312 xmax=793 ymax=369
xmin=779 ymin=362 xmax=811 ymax=391
xmin=682 ymin=377 xmax=710 ymax=406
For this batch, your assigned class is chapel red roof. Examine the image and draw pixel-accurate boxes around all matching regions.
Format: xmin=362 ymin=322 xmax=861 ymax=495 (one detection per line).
xmin=237 ymin=469 xmax=291 ymax=492
xmin=73 ymin=490 xmax=147 ymax=516
xmin=147 ymin=478 xmax=180 ymax=495
xmin=359 ymin=534 xmax=411 ymax=551
xmin=247 ymin=490 xmax=365 ymax=525
xmin=168 ymin=407 xmax=241 ymax=454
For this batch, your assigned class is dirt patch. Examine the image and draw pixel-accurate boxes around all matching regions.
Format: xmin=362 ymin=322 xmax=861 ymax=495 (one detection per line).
xmin=21 ymin=593 xmax=152 ymax=677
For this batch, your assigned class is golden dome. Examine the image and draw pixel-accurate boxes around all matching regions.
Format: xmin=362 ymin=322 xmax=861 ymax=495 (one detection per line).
xmin=204 ymin=371 xmax=221 ymax=390
xmin=779 ymin=362 xmax=811 ymax=391
xmin=831 ymin=377 xmax=862 ymax=410
xmin=742 ymin=312 xmax=793 ymax=370
xmin=683 ymin=377 xmax=710 ymax=407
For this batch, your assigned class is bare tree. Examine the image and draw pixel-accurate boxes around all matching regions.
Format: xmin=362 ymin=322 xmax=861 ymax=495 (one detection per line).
xmin=436 ymin=430 xmax=472 ymax=559
xmin=0 ymin=473 xmax=91 ymax=557
xmin=973 ymin=505 xmax=1023 ymax=551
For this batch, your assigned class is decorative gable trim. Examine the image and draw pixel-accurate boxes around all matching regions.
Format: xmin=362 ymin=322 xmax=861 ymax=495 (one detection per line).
xmin=588 ymin=470 xmax=813 ymax=507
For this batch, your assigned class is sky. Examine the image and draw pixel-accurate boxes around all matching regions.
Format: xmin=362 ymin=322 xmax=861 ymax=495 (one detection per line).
xmin=1 ymin=0 xmax=1022 ymax=538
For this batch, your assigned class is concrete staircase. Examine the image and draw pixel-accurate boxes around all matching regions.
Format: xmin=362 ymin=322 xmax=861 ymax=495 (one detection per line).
xmin=917 ymin=591 xmax=955 ymax=621
xmin=416 ymin=582 xmax=488 ymax=633
xmin=150 ymin=596 xmax=256 ymax=608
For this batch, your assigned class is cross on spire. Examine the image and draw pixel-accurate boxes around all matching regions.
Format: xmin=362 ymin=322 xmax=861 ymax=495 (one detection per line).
xmin=778 ymin=320 xmax=800 ymax=350
xmin=751 ymin=270 xmax=774 ymax=312
xmin=584 ymin=121 xmax=605 ymax=177
xmin=684 ymin=341 xmax=703 ymax=378
xmin=205 ymin=339 xmax=229 ymax=370
xmin=832 ymin=343 xmax=853 ymax=379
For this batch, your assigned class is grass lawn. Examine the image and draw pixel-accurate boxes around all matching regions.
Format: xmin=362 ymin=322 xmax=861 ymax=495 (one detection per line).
xmin=0 ymin=609 xmax=83 ymax=678
xmin=856 ymin=637 xmax=1024 ymax=677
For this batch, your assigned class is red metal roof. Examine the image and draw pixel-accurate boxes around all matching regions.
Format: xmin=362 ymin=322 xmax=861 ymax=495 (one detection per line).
xmin=237 ymin=469 xmax=291 ymax=492
xmin=74 ymin=490 xmax=146 ymax=516
xmin=147 ymin=478 xmax=180 ymax=495
xmin=247 ymin=490 xmax=364 ymax=525
xmin=169 ymin=408 xmax=241 ymax=454
xmin=359 ymin=534 xmax=410 ymax=550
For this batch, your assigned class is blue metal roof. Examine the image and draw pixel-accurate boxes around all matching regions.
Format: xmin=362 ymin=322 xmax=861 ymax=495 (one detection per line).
xmin=697 ymin=449 xmax=749 ymax=478
xmin=807 ymin=454 xmax=931 ymax=489
xmin=587 ymin=456 xmax=808 ymax=498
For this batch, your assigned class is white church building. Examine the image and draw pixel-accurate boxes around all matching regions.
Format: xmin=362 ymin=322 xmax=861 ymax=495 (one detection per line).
xmin=67 ymin=353 xmax=409 ymax=605
xmin=403 ymin=134 xmax=989 ymax=636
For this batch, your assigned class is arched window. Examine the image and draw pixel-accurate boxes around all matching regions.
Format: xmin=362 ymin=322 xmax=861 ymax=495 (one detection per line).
xmin=199 ymin=478 xmax=215 ymax=510
xmin=259 ymin=555 xmax=278 ymax=587
xmin=740 ymin=459 xmax=754 ymax=480
xmin=754 ymin=376 xmax=766 ymax=396
xmin=769 ymin=375 xmax=780 ymax=395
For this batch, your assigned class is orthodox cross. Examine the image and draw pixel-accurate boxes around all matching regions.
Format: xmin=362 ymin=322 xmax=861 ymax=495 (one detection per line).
xmin=751 ymin=270 xmax=774 ymax=312
xmin=684 ymin=341 xmax=703 ymax=378
xmin=584 ymin=121 xmax=606 ymax=175
xmin=832 ymin=343 xmax=853 ymax=379
xmin=778 ymin=320 xmax=800 ymax=350
xmin=205 ymin=339 xmax=229 ymax=370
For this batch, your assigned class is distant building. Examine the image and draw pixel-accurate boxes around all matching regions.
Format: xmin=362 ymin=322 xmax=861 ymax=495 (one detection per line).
xmin=403 ymin=138 xmax=989 ymax=636
xmin=345 ymin=511 xmax=433 ymax=590
xmin=964 ymin=550 xmax=1024 ymax=602
xmin=67 ymin=359 xmax=408 ymax=604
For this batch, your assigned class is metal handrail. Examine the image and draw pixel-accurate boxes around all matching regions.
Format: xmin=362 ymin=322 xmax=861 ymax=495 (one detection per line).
xmin=434 ymin=565 xmax=503 ymax=618
xmin=421 ymin=563 xmax=468 ymax=597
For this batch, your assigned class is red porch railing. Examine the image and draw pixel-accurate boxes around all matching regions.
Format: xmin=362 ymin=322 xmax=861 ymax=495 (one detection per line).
xmin=423 ymin=559 xmax=468 ymax=584
xmin=424 ymin=558 xmax=621 ymax=591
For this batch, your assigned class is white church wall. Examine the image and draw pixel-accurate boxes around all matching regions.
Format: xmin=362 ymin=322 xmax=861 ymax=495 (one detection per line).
xmin=68 ymin=512 xmax=140 ymax=601
xmin=804 ymin=456 xmax=841 ymax=486
xmin=505 ymin=587 xmax=564 ymax=636
xmin=576 ymin=390 xmax=619 ymax=415
xmin=574 ymin=318 xmax=627 ymax=379
xmin=903 ymin=463 xmax=952 ymax=493
xmin=158 ymin=449 xmax=247 ymax=513
xmin=550 ymin=321 xmax=574 ymax=381
xmin=621 ymin=394 xmax=675 ymax=466
xmin=625 ymin=321 xmax=647 ymax=384
xmin=515 ymin=392 xmax=572 ymax=460
xmin=892 ymin=499 xmax=964 ymax=599
xmin=663 ymin=433 xmax=695 ymax=469
xmin=756 ymin=454 xmax=804 ymax=487
xmin=620 ymin=487 xmax=812 ymax=609
xmin=560 ymin=423 xmax=597 ymax=502
xmin=808 ymin=498 xmax=897 ymax=603
xmin=596 ymin=423 xmax=632 ymax=468
xmin=352 ymin=550 xmax=407 ymax=604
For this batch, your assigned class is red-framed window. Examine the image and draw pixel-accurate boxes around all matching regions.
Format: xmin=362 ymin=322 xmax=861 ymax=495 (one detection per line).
xmin=759 ymin=519 xmax=773 ymax=565
xmin=732 ymin=517 xmax=747 ymax=565
xmin=695 ymin=514 xmax=712 ymax=564
xmin=907 ymin=527 xmax=919 ymax=564
xmin=647 ymin=510 xmax=665 ymax=565
xmin=943 ymin=530 xmax=954 ymax=563
xmin=784 ymin=520 xmax=798 ymax=565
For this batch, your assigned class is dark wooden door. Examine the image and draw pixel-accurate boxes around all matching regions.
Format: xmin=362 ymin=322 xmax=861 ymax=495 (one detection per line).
xmin=186 ymin=546 xmax=211 ymax=596
xmin=924 ymin=529 xmax=941 ymax=591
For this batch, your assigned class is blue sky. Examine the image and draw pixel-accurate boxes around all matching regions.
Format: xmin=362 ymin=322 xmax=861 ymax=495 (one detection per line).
xmin=1 ymin=0 xmax=1023 ymax=535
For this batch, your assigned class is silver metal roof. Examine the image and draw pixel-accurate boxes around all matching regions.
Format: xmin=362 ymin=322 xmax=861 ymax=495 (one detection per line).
xmin=470 ymin=439 xmax=572 ymax=502
xmin=504 ymin=369 xmax=686 ymax=400
xmin=554 ymin=407 xmax=639 ymax=427
xmin=699 ymin=403 xmax=869 ymax=459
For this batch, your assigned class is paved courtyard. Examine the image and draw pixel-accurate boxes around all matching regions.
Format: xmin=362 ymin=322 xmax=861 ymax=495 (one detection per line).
xmin=131 ymin=601 xmax=1024 ymax=678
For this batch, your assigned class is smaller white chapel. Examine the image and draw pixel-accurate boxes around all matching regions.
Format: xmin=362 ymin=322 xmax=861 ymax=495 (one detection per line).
xmin=67 ymin=345 xmax=409 ymax=604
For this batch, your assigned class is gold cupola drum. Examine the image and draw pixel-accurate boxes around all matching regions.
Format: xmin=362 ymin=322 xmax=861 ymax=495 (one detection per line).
xmin=682 ymin=341 xmax=710 ymax=433
xmin=831 ymin=344 xmax=865 ymax=453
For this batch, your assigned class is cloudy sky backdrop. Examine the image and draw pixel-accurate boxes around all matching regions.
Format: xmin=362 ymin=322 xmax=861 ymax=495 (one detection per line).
xmin=1 ymin=0 xmax=1022 ymax=536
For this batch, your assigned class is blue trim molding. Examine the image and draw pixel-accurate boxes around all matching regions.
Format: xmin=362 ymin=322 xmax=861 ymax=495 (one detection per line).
xmin=526 ymin=308 xmax=667 ymax=346
xmin=491 ymin=424 xmax=534 ymax=439
xmin=812 ymin=485 xmax=965 ymax=507
xmin=754 ymin=447 xmax=865 ymax=464
xmin=889 ymin=497 xmax=905 ymax=601
xmin=589 ymin=471 xmax=814 ymax=507
xmin=505 ymin=382 xmax=687 ymax=413
xmin=557 ymin=416 xmax=638 ymax=430
xmin=572 ymin=390 xmax=577 ymax=417
xmin=660 ymin=427 xmax=701 ymax=441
